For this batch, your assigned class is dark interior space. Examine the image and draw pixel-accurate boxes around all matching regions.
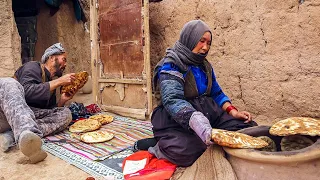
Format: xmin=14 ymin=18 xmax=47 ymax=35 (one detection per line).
xmin=12 ymin=0 xmax=39 ymax=64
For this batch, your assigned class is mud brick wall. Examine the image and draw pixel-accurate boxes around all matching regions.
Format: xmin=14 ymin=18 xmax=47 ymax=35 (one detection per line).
xmin=149 ymin=0 xmax=320 ymax=124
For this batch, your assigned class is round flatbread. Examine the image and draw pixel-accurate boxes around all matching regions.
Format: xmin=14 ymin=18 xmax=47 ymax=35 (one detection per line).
xmin=257 ymin=136 xmax=277 ymax=152
xmin=269 ymin=117 xmax=320 ymax=136
xmin=211 ymin=128 xmax=268 ymax=149
xmin=280 ymin=135 xmax=314 ymax=151
xmin=88 ymin=114 xmax=114 ymax=125
xmin=69 ymin=119 xmax=101 ymax=133
xmin=61 ymin=71 xmax=89 ymax=95
xmin=80 ymin=131 xmax=114 ymax=143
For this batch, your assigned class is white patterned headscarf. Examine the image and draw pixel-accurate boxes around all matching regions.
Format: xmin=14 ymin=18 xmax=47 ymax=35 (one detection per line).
xmin=41 ymin=43 xmax=65 ymax=63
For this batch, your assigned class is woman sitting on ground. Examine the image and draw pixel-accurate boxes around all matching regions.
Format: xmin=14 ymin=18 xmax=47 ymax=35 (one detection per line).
xmin=134 ymin=20 xmax=257 ymax=167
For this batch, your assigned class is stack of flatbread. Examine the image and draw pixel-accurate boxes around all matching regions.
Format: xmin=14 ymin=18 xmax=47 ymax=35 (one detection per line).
xmin=211 ymin=128 xmax=268 ymax=149
xmin=69 ymin=119 xmax=101 ymax=133
xmin=69 ymin=114 xmax=115 ymax=143
xmin=88 ymin=114 xmax=114 ymax=125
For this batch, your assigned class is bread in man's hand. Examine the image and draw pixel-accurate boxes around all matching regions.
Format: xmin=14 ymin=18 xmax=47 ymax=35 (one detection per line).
xmin=61 ymin=71 xmax=89 ymax=95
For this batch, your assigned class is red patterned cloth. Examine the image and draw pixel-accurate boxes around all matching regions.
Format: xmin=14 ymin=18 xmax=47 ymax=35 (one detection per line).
xmin=85 ymin=104 xmax=101 ymax=114
xmin=122 ymin=151 xmax=176 ymax=180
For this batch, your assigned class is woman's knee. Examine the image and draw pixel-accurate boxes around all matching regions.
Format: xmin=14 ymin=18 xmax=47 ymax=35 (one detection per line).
xmin=169 ymin=151 xmax=202 ymax=167
xmin=157 ymin=139 xmax=206 ymax=166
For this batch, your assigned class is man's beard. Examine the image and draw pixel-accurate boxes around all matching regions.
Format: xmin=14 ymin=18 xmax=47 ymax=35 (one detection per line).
xmin=54 ymin=58 xmax=64 ymax=77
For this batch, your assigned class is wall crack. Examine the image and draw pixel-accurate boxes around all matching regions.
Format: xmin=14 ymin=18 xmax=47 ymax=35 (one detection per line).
xmin=237 ymin=75 xmax=246 ymax=105
xmin=258 ymin=17 xmax=267 ymax=47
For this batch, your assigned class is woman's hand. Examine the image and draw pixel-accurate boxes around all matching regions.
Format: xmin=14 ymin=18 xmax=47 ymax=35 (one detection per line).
xmin=229 ymin=110 xmax=252 ymax=123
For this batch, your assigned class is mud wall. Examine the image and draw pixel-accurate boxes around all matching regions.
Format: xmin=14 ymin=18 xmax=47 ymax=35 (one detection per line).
xmin=34 ymin=0 xmax=91 ymax=74
xmin=149 ymin=0 xmax=320 ymax=124
xmin=0 ymin=0 xmax=21 ymax=77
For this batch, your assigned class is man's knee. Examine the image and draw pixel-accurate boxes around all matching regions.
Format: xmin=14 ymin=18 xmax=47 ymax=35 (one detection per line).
xmin=0 ymin=78 xmax=24 ymax=92
xmin=3 ymin=78 xmax=21 ymax=86
xmin=62 ymin=107 xmax=72 ymax=125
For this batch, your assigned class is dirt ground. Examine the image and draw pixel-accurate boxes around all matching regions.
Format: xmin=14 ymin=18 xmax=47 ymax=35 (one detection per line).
xmin=0 ymin=148 xmax=90 ymax=180
xmin=0 ymin=93 xmax=98 ymax=180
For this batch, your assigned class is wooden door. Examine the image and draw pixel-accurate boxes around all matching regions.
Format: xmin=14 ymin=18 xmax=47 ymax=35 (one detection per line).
xmin=90 ymin=0 xmax=152 ymax=119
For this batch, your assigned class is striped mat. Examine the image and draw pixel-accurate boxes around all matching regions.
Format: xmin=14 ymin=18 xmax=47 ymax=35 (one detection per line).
xmin=44 ymin=115 xmax=153 ymax=161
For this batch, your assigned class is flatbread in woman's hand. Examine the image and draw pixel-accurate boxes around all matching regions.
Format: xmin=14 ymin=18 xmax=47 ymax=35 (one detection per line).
xmin=69 ymin=119 xmax=101 ymax=133
xmin=88 ymin=114 xmax=114 ymax=125
xmin=211 ymin=129 xmax=268 ymax=148
xmin=61 ymin=71 xmax=89 ymax=95
xmin=269 ymin=117 xmax=320 ymax=136
xmin=80 ymin=131 xmax=114 ymax=143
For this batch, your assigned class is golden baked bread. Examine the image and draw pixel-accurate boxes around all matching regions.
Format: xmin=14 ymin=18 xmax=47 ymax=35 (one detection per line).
xmin=269 ymin=117 xmax=320 ymax=136
xmin=88 ymin=114 xmax=114 ymax=125
xmin=211 ymin=128 xmax=268 ymax=148
xmin=280 ymin=135 xmax=314 ymax=151
xmin=61 ymin=71 xmax=89 ymax=95
xmin=80 ymin=131 xmax=114 ymax=143
xmin=69 ymin=119 xmax=101 ymax=133
xmin=257 ymin=136 xmax=277 ymax=152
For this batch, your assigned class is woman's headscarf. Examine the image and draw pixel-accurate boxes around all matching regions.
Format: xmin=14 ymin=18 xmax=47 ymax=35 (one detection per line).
xmin=153 ymin=20 xmax=212 ymax=88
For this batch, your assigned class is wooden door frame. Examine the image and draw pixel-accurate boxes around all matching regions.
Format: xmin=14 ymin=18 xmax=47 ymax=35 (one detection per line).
xmin=90 ymin=0 xmax=152 ymax=120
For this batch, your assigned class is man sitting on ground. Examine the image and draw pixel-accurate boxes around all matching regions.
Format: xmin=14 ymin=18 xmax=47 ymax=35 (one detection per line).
xmin=0 ymin=43 xmax=76 ymax=163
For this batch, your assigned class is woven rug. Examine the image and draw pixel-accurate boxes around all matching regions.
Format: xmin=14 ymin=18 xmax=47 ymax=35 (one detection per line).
xmin=44 ymin=115 xmax=153 ymax=161
xmin=42 ymin=115 xmax=153 ymax=179
xmin=43 ymin=142 xmax=133 ymax=179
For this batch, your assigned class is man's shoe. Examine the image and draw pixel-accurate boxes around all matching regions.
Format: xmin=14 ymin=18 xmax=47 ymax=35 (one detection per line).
xmin=19 ymin=130 xmax=47 ymax=163
xmin=0 ymin=131 xmax=15 ymax=152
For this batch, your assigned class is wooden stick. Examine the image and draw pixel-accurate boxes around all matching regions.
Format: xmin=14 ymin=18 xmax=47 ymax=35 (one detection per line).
xmin=90 ymin=0 xmax=99 ymax=104
xmin=98 ymin=78 xmax=146 ymax=84
xmin=101 ymin=105 xmax=147 ymax=120
xmin=143 ymin=0 xmax=153 ymax=117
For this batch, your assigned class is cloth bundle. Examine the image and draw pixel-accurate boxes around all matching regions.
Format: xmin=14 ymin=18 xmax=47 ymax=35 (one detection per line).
xmin=68 ymin=102 xmax=101 ymax=123
xmin=122 ymin=151 xmax=177 ymax=180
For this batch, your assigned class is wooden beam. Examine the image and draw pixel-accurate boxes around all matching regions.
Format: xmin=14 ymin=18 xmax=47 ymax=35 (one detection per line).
xmin=98 ymin=78 xmax=146 ymax=85
xmin=100 ymin=105 xmax=146 ymax=120
xmin=90 ymin=0 xmax=99 ymax=104
xmin=143 ymin=0 xmax=153 ymax=117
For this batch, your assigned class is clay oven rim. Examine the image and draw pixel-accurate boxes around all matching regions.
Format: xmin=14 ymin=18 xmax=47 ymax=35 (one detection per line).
xmin=223 ymin=126 xmax=320 ymax=164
